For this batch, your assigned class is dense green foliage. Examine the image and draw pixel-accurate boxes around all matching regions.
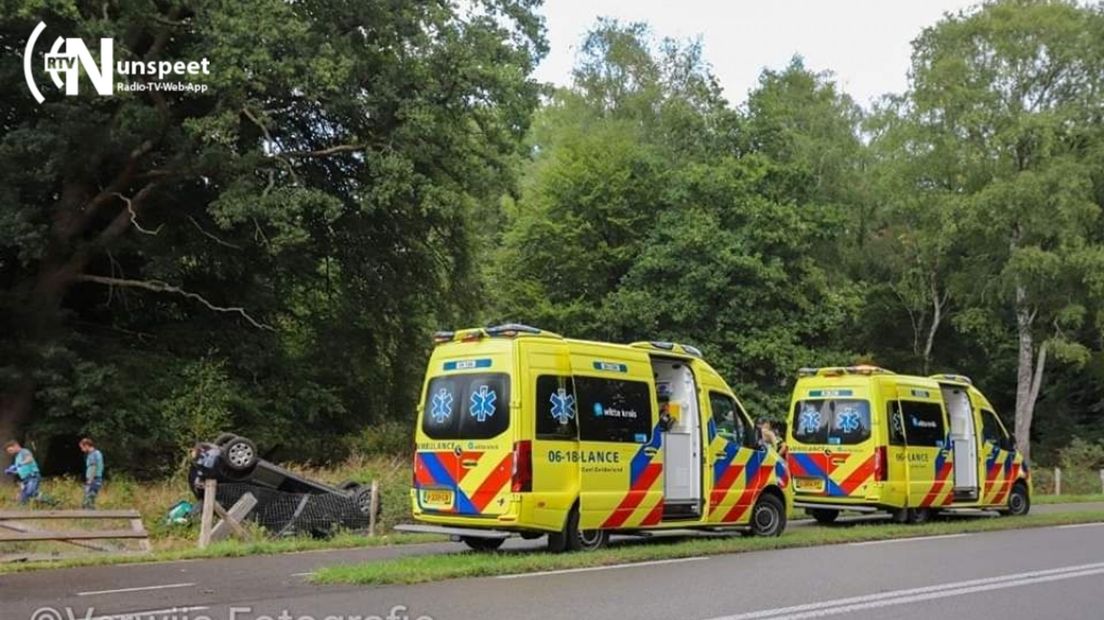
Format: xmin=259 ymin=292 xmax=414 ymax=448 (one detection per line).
xmin=2 ymin=0 xmax=1102 ymax=473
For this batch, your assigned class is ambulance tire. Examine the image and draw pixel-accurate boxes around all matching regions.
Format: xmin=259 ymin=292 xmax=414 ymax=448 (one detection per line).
xmin=907 ymin=508 xmax=931 ymax=524
xmin=890 ymin=508 xmax=909 ymax=523
xmin=750 ymin=493 xmax=786 ymax=537
xmin=808 ymin=508 xmax=839 ymax=524
xmin=549 ymin=506 xmax=608 ymax=552
xmin=1005 ymin=482 xmax=1030 ymax=517
xmin=462 ymin=537 xmax=505 ymax=552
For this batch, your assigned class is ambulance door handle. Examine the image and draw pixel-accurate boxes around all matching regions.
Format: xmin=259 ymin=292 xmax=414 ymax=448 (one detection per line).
xmin=461 ymin=459 xmax=479 ymax=469
xmin=830 ymin=456 xmax=847 ymax=465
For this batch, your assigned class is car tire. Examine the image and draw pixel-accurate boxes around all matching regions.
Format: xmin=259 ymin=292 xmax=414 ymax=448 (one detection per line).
xmin=353 ymin=485 xmax=380 ymax=518
xmin=907 ymin=508 xmax=931 ymax=524
xmin=214 ymin=433 xmax=238 ymax=447
xmin=1006 ymin=482 xmax=1030 ymax=517
xmin=462 ymin=536 xmax=505 ymax=552
xmin=808 ymin=508 xmax=839 ymax=524
xmin=750 ymin=493 xmax=787 ymax=537
xmin=222 ymin=437 xmax=258 ymax=473
xmin=338 ymin=480 xmax=361 ymax=491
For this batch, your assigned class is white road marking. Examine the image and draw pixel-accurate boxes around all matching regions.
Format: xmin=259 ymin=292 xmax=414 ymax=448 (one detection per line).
xmin=291 ymin=571 xmax=316 ymax=577
xmin=77 ymin=582 xmax=197 ymax=597
xmin=707 ymin=561 xmax=1104 ymax=620
xmin=91 ymin=606 xmax=209 ymax=620
xmin=848 ymin=533 xmax=969 ymax=546
xmin=496 ymin=556 xmax=707 ymax=579
xmin=1056 ymin=522 xmax=1104 ymax=529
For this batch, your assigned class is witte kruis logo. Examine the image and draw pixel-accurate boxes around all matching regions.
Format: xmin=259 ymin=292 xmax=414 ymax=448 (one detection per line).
xmin=24 ymin=21 xmax=211 ymax=104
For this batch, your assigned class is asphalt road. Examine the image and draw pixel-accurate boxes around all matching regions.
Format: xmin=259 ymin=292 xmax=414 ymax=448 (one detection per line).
xmin=4 ymin=501 xmax=1103 ymax=620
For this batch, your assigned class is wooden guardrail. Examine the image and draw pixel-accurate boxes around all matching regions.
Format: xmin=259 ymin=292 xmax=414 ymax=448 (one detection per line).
xmin=0 ymin=509 xmax=150 ymax=562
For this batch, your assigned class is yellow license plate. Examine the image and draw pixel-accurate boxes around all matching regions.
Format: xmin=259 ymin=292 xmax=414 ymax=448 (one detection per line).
xmin=421 ymin=488 xmax=454 ymax=509
xmin=795 ymin=477 xmax=825 ymax=492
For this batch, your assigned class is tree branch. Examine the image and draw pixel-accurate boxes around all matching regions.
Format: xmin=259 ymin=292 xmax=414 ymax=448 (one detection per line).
xmin=283 ymin=143 xmax=367 ymax=158
xmin=75 ymin=274 xmax=274 ymax=331
xmin=112 ymin=192 xmax=162 ymax=235
xmin=187 ymin=216 xmax=242 ymax=249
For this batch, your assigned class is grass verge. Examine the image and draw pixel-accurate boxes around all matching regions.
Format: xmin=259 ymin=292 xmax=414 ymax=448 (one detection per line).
xmin=0 ymin=531 xmax=444 ymax=575
xmin=1035 ymin=493 xmax=1104 ymax=505
xmin=313 ymin=511 xmax=1104 ymax=586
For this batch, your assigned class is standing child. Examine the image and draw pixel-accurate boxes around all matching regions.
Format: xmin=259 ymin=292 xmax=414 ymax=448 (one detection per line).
xmin=79 ymin=438 xmax=104 ymax=509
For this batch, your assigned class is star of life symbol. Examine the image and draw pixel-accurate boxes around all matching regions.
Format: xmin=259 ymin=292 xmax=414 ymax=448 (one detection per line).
xmin=430 ymin=388 xmax=453 ymax=423
xmin=799 ymin=406 xmax=821 ymax=434
xmin=836 ymin=409 xmax=862 ymax=433
xmin=469 ymin=385 xmax=497 ymax=423
xmin=549 ymin=388 xmax=575 ymax=424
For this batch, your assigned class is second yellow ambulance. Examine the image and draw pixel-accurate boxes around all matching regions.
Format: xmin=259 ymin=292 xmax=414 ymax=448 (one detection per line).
xmin=786 ymin=366 xmax=1030 ymax=523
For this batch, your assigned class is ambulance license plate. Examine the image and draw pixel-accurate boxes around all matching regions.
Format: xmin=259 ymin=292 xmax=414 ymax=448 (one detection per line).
xmin=795 ymin=477 xmax=825 ymax=493
xmin=421 ymin=488 xmax=454 ymax=509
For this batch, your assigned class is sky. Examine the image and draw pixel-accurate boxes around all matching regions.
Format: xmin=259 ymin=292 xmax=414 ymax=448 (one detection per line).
xmin=533 ymin=0 xmax=981 ymax=108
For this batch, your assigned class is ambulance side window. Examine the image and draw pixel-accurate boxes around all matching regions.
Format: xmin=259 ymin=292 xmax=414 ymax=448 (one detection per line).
xmin=709 ymin=392 xmax=746 ymax=446
xmin=887 ymin=401 xmax=907 ymax=446
xmin=535 ymin=375 xmax=578 ymax=440
xmin=898 ymin=400 xmax=946 ymax=447
xmin=575 ymin=376 xmax=653 ymax=443
xmin=980 ymin=409 xmax=1004 ymax=447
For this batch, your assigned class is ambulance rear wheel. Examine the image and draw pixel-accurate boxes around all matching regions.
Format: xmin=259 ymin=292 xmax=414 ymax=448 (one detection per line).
xmin=890 ymin=508 xmax=909 ymax=523
xmin=1006 ymin=482 xmax=1030 ymax=516
xmin=750 ymin=493 xmax=786 ymax=537
xmin=462 ymin=537 xmax=505 ymax=552
xmin=808 ymin=508 xmax=839 ymax=524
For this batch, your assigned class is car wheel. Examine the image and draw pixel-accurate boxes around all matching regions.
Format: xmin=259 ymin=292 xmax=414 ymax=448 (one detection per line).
xmin=808 ymin=508 xmax=839 ymax=524
xmin=338 ymin=480 xmax=361 ymax=491
xmin=222 ymin=437 xmax=258 ymax=472
xmin=353 ymin=485 xmax=379 ymax=518
xmin=1006 ymin=482 xmax=1030 ymax=516
xmin=750 ymin=493 xmax=786 ymax=537
xmin=907 ymin=508 xmax=931 ymax=524
xmin=214 ymin=433 xmax=238 ymax=446
xmin=462 ymin=536 xmax=505 ymax=552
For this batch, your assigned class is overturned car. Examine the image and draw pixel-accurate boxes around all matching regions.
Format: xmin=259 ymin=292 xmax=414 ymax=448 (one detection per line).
xmin=190 ymin=434 xmax=378 ymax=537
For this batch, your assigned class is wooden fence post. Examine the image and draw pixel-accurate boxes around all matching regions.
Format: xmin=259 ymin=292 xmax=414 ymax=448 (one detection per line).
xmin=1054 ymin=467 xmax=1062 ymax=496
xmin=198 ymin=478 xmax=217 ymax=549
xmin=368 ymin=479 xmax=379 ymax=537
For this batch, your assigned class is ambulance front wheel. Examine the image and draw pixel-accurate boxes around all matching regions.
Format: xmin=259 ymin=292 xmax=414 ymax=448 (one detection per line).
xmin=750 ymin=493 xmax=786 ymax=537
xmin=548 ymin=506 xmax=608 ymax=552
xmin=462 ymin=537 xmax=505 ymax=552
xmin=1005 ymin=482 xmax=1030 ymax=517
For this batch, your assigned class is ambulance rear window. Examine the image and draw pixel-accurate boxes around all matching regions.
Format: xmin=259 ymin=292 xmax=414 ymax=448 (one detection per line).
xmin=422 ymin=373 xmax=510 ymax=440
xmin=791 ymin=399 xmax=871 ymax=445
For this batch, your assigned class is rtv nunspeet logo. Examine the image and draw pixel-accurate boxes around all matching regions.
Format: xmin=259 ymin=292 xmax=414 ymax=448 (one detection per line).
xmin=23 ymin=21 xmax=211 ymax=104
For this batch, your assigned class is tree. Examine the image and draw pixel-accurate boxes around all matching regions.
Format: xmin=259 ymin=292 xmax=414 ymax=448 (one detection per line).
xmin=0 ymin=0 xmax=545 ymax=468
xmin=900 ymin=0 xmax=1104 ymax=460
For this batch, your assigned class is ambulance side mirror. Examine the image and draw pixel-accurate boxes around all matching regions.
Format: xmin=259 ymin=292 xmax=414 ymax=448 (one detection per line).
xmin=1003 ymin=434 xmax=1017 ymax=451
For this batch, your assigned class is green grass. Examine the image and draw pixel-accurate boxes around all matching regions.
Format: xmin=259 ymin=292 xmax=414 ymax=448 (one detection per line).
xmin=0 ymin=531 xmax=444 ymax=575
xmin=1035 ymin=493 xmax=1104 ymax=505
xmin=313 ymin=511 xmax=1104 ymax=586
xmin=0 ymin=453 xmax=435 ymax=574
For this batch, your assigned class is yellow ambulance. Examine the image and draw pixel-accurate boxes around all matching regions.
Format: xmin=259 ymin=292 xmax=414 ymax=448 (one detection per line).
xmin=407 ymin=324 xmax=792 ymax=551
xmin=786 ymin=366 xmax=1030 ymax=524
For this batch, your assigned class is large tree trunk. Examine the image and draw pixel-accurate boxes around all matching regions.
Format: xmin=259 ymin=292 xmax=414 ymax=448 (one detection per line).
xmin=1013 ymin=285 xmax=1047 ymax=463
